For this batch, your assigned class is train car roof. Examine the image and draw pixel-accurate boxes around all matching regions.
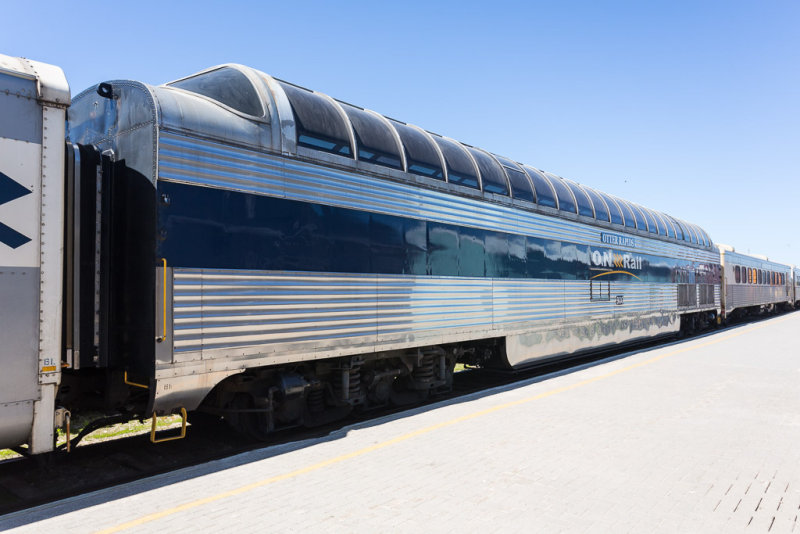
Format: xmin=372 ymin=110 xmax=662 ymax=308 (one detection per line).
xmin=153 ymin=63 xmax=713 ymax=249
xmin=0 ymin=53 xmax=70 ymax=106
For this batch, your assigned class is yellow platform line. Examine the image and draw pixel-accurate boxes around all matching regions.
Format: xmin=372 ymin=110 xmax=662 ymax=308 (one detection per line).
xmin=94 ymin=314 xmax=794 ymax=534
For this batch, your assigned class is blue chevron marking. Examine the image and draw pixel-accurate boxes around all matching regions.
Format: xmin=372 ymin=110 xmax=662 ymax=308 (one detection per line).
xmin=0 ymin=170 xmax=32 ymax=206
xmin=0 ymin=221 xmax=31 ymax=249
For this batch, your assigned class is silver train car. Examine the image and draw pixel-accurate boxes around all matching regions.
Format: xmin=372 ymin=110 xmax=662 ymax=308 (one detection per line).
xmin=1 ymin=54 xmax=781 ymax=454
xmin=717 ymin=245 xmax=794 ymax=318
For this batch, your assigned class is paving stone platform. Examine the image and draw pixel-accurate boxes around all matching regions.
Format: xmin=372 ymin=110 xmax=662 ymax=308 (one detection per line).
xmin=3 ymin=312 xmax=800 ymax=533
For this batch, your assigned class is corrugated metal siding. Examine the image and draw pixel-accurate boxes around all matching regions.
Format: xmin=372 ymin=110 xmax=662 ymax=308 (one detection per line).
xmin=725 ymin=285 xmax=789 ymax=311
xmin=158 ymin=131 xmax=717 ymax=264
xmin=173 ymin=269 xmax=697 ymax=357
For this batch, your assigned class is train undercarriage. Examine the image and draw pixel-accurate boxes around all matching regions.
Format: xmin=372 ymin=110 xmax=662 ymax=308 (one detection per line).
xmin=196 ymin=345 xmax=479 ymax=439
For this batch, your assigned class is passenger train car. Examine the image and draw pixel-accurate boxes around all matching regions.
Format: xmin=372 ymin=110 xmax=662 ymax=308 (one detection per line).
xmin=0 ymin=54 xmax=793 ymax=454
xmin=718 ymin=245 xmax=793 ymax=318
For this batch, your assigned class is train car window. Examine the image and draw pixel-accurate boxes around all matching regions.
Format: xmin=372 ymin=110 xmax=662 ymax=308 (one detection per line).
xmin=523 ymin=167 xmax=557 ymax=208
xmin=626 ymin=202 xmax=648 ymax=230
xmin=341 ymin=104 xmax=402 ymax=169
xmin=679 ymin=221 xmax=697 ymax=244
xmin=494 ymin=156 xmax=535 ymax=202
xmin=654 ymin=212 xmax=675 ymax=238
xmin=389 ymin=121 xmax=444 ymax=180
xmin=171 ymin=67 xmax=265 ymax=117
xmin=613 ymin=197 xmax=637 ymax=228
xmin=582 ymin=187 xmax=610 ymax=222
xmin=683 ymin=223 xmax=703 ymax=245
xmin=667 ymin=216 xmax=684 ymax=240
xmin=684 ymin=222 xmax=699 ymax=244
xmin=279 ymin=82 xmax=353 ymax=157
xmin=734 ymin=265 xmax=741 ymax=283
xmin=697 ymin=227 xmax=711 ymax=247
xmin=431 ymin=136 xmax=480 ymax=189
xmin=598 ymin=192 xmax=624 ymax=225
xmin=631 ymin=206 xmax=658 ymax=234
xmin=758 ymin=270 xmax=763 ymax=284
xmin=466 ymin=147 xmax=509 ymax=195
xmin=564 ymin=180 xmax=594 ymax=217
xmin=545 ymin=174 xmax=577 ymax=214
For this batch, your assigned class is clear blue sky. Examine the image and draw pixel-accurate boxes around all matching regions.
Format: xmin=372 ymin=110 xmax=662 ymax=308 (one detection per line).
xmin=4 ymin=1 xmax=798 ymax=264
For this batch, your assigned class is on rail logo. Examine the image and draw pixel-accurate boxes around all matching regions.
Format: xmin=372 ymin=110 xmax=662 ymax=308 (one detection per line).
xmin=591 ymin=249 xmax=643 ymax=270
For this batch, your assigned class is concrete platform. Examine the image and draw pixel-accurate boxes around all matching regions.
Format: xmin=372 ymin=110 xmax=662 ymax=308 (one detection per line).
xmin=3 ymin=312 xmax=800 ymax=533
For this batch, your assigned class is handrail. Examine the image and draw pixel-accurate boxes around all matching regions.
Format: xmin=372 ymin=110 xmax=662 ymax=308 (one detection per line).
xmin=156 ymin=257 xmax=168 ymax=343
xmin=150 ymin=407 xmax=188 ymax=443
xmin=124 ymin=371 xmax=149 ymax=389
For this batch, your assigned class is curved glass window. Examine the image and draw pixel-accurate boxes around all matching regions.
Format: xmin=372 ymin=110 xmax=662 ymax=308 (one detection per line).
xmin=689 ymin=224 xmax=705 ymax=246
xmin=679 ymin=220 xmax=697 ymax=244
xmin=735 ymin=265 xmax=741 ymax=283
xmin=758 ymin=270 xmax=762 ymax=284
xmin=390 ymin=121 xmax=443 ymax=180
xmin=639 ymin=206 xmax=660 ymax=234
xmin=279 ymin=82 xmax=352 ymax=157
xmin=669 ymin=217 xmax=686 ymax=241
xmin=432 ymin=136 xmax=479 ymax=189
xmin=545 ymin=174 xmax=577 ymax=214
xmin=466 ymin=148 xmax=509 ymax=195
xmin=523 ymin=167 xmax=557 ymax=208
xmin=687 ymin=223 xmax=699 ymax=244
xmin=341 ymin=104 xmax=402 ymax=170
xmin=696 ymin=226 xmax=711 ymax=247
xmin=564 ymin=180 xmax=594 ymax=218
xmin=494 ymin=156 xmax=534 ymax=202
xmin=171 ymin=67 xmax=265 ymax=117
xmin=598 ymin=192 xmax=624 ymax=225
xmin=629 ymin=205 xmax=650 ymax=233
xmin=613 ymin=197 xmax=637 ymax=228
xmin=655 ymin=212 xmax=676 ymax=238
xmin=623 ymin=201 xmax=646 ymax=230
xmin=583 ymin=187 xmax=609 ymax=222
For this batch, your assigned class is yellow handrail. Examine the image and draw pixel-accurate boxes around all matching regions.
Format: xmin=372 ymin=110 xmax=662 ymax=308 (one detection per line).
xmin=150 ymin=407 xmax=188 ymax=444
xmin=124 ymin=371 xmax=149 ymax=389
xmin=156 ymin=257 xmax=168 ymax=343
